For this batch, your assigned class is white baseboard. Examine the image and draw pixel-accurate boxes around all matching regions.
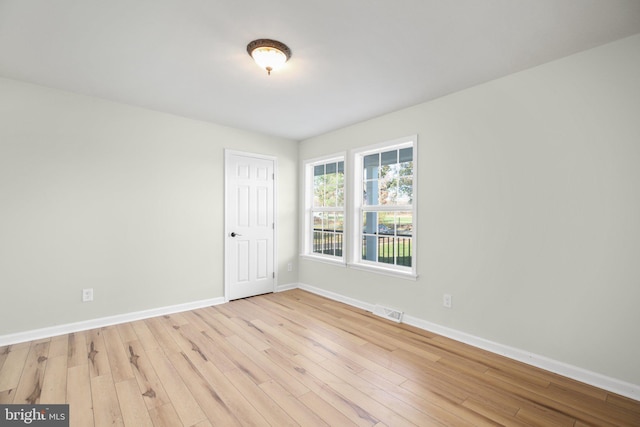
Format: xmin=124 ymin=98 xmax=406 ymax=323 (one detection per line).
xmin=297 ymin=283 xmax=640 ymax=401
xmin=0 ymin=297 xmax=226 ymax=347
xmin=298 ymin=283 xmax=376 ymax=312
xmin=275 ymin=282 xmax=300 ymax=293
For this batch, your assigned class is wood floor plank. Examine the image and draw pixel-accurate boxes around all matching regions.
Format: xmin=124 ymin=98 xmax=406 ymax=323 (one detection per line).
xmin=298 ymin=389 xmax=360 ymax=427
xmin=48 ymin=335 xmax=69 ymax=359
xmin=114 ymin=378 xmax=154 ymax=427
xmin=180 ymin=310 xmax=214 ymax=333
xmin=86 ymin=329 xmax=110 ymax=378
xmin=291 ymin=352 xmax=417 ymax=427
xmin=223 ymin=367 xmax=299 ymax=426
xmin=0 ymin=344 xmax=30 ymax=394
xmin=263 ymin=347 xmax=380 ymax=426
xmin=67 ymin=331 xmax=88 ymax=368
xmin=12 ymin=341 xmax=49 ymax=404
xmin=321 ymin=358 xmax=455 ymax=427
xmin=182 ymin=355 xmax=270 ymax=426
xmin=166 ymin=350 xmax=242 ymax=427
xmin=116 ymin=322 xmax=138 ymax=344
xmin=0 ymin=346 xmax=9 ymax=373
xmin=169 ymin=321 xmax=236 ymax=373
xmin=125 ymin=340 xmax=171 ymax=410
xmin=462 ymin=398 xmax=530 ymax=427
xmin=222 ymin=326 xmax=310 ymax=398
xmin=145 ymin=348 xmax=207 ymax=426
xmin=144 ymin=316 xmax=182 ymax=354
xmin=66 ymin=364 xmax=94 ymax=427
xmin=40 ymin=354 xmax=67 ymax=403
xmin=358 ymin=367 xmax=489 ymax=427
xmin=0 ymin=389 xmax=14 ymax=404
xmin=102 ymin=326 xmax=134 ymax=383
xmin=211 ymin=312 xmax=271 ymax=352
xmin=0 ymin=290 xmax=638 ymax=426
xmin=90 ymin=374 xmax=124 ymax=427
xmin=191 ymin=308 xmax=235 ymax=337
xmin=148 ymin=403 xmax=184 ymax=427
xmin=130 ymin=319 xmax=162 ymax=351
xmin=249 ymin=317 xmax=328 ymax=363
xmin=259 ymin=378 xmax=330 ymax=426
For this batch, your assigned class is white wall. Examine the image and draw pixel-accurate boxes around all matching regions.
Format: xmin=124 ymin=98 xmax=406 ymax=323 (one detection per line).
xmin=299 ymin=35 xmax=640 ymax=386
xmin=0 ymin=77 xmax=298 ymax=335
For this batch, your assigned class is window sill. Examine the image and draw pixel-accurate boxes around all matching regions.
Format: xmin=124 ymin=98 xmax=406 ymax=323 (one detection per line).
xmin=300 ymin=254 xmax=347 ymax=267
xmin=348 ymin=262 xmax=418 ymax=280
xmin=299 ymin=255 xmax=417 ymax=280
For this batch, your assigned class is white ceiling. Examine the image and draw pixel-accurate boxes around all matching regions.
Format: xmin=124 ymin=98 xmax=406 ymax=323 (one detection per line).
xmin=1 ymin=1 xmax=639 ymax=141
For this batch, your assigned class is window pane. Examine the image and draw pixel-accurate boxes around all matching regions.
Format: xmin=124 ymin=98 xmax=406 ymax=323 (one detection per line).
xmin=363 ymin=154 xmax=379 ymax=180
xmin=396 ymin=237 xmax=412 ymax=267
xmin=363 ymin=179 xmax=378 ymax=206
xmin=399 ymin=147 xmax=413 ymax=163
xmin=313 ymin=174 xmax=324 ymax=207
xmin=313 ymin=212 xmax=323 ymax=231
xmin=325 ymin=212 xmax=335 ymax=231
xmin=313 ymin=231 xmax=323 ymax=254
xmin=333 ymin=232 xmax=343 ymax=257
xmin=381 ymin=150 xmax=398 ymax=166
xmin=378 ymin=212 xmax=395 ymax=235
xmin=398 ymin=176 xmax=413 ymax=205
xmin=396 ymin=212 xmax=412 ymax=236
xmin=362 ymin=235 xmax=377 ymax=261
xmin=325 ymin=174 xmax=337 ymax=207
xmin=335 ymin=213 xmax=344 ymax=232
xmin=337 ymin=168 xmax=344 ymax=207
xmin=323 ymin=232 xmax=334 ymax=255
xmin=378 ymin=235 xmax=395 ymax=265
xmin=363 ymin=211 xmax=377 ymax=235
xmin=379 ymin=172 xmax=397 ymax=206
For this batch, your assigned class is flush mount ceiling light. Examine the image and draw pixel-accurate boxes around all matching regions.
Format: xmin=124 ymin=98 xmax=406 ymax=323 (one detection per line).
xmin=247 ymin=39 xmax=292 ymax=75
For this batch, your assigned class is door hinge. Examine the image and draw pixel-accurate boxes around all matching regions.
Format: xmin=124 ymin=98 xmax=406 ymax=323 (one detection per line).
xmin=272 ymin=173 xmax=275 ymax=180
xmin=272 ymin=223 xmax=275 ymax=229
xmin=272 ymin=272 xmax=275 ymax=278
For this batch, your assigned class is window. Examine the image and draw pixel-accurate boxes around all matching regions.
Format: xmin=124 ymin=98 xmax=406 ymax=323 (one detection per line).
xmin=353 ymin=137 xmax=416 ymax=277
xmin=302 ymin=136 xmax=416 ymax=278
xmin=303 ymin=155 xmax=345 ymax=262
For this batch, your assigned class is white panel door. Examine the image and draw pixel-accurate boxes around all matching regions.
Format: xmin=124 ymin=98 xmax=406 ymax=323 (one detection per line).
xmin=225 ymin=151 xmax=275 ymax=300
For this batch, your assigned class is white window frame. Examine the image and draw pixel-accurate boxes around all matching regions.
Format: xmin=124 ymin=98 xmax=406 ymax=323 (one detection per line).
xmin=349 ymin=135 xmax=417 ymax=279
xmin=301 ymin=153 xmax=347 ymax=265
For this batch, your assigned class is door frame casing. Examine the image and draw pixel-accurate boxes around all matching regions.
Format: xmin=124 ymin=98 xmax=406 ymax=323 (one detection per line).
xmin=224 ymin=149 xmax=278 ymax=302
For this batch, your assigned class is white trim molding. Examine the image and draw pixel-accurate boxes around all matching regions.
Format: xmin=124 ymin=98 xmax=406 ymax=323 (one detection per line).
xmin=297 ymin=283 xmax=640 ymax=401
xmin=298 ymin=283 xmax=375 ymax=313
xmin=275 ymin=282 xmax=300 ymax=293
xmin=0 ymin=297 xmax=225 ymax=347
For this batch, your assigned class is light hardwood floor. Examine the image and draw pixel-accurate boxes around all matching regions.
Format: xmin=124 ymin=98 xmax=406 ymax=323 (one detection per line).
xmin=1 ymin=289 xmax=639 ymax=426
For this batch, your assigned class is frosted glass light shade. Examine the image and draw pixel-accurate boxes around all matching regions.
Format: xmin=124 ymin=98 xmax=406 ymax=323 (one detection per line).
xmin=247 ymin=39 xmax=292 ymax=75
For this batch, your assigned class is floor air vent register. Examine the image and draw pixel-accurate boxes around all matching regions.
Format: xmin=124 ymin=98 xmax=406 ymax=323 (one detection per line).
xmin=372 ymin=304 xmax=404 ymax=323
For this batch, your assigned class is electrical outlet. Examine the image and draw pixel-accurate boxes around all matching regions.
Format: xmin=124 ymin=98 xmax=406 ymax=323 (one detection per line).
xmin=443 ymin=294 xmax=452 ymax=308
xmin=82 ymin=288 xmax=94 ymax=302
xmin=287 ymin=262 xmax=293 ymax=272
